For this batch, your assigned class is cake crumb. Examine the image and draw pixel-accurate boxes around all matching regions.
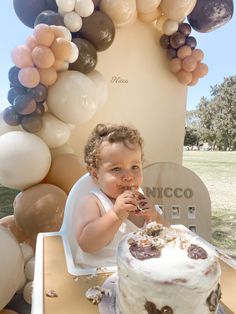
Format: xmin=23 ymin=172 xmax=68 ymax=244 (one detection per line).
xmin=85 ymin=286 xmax=112 ymax=304
xmin=46 ymin=289 xmax=58 ymax=297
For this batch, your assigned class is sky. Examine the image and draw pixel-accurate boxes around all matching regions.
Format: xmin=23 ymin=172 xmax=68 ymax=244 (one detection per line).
xmin=0 ymin=2 xmax=235 ymax=112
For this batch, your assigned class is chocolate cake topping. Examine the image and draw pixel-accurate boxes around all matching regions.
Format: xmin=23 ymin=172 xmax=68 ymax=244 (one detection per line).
xmin=187 ymin=244 xmax=208 ymax=259
xmin=206 ymin=283 xmax=222 ymax=312
xmin=129 ymin=242 xmax=161 ymax=260
xmin=161 ymin=306 xmax=173 ymax=314
xmin=144 ymin=301 xmax=173 ymax=314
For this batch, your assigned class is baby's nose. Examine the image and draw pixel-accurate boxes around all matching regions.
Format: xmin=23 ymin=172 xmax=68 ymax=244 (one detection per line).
xmin=121 ymin=170 xmax=134 ymax=182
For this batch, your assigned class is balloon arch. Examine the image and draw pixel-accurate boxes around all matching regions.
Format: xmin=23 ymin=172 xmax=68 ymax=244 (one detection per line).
xmin=0 ymin=0 xmax=233 ymax=311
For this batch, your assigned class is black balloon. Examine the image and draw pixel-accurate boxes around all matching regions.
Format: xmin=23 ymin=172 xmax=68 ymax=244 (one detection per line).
xmin=185 ymin=36 xmax=197 ymax=50
xmin=78 ymin=11 xmax=115 ymax=51
xmin=187 ymin=0 xmax=234 ymax=33
xmin=160 ymin=34 xmax=170 ymax=49
xmin=45 ymin=0 xmax=58 ymax=11
xmin=34 ymin=10 xmax=64 ymax=27
xmin=70 ymin=38 xmax=97 ymax=74
xmin=166 ymin=48 xmax=177 ymax=60
xmin=8 ymin=87 xmax=27 ymax=105
xmin=13 ymin=0 xmax=51 ymax=28
xmin=3 ymin=107 xmax=21 ymax=126
xmin=27 ymin=84 xmax=48 ymax=102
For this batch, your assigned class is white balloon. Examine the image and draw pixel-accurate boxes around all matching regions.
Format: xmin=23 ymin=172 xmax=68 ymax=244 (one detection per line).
xmin=0 ymin=131 xmax=51 ymax=190
xmin=67 ymin=41 xmax=79 ymax=63
xmin=75 ymin=0 xmax=94 ymax=17
xmin=24 ymin=257 xmax=35 ymax=281
xmin=0 ymin=225 xmax=24 ymax=310
xmin=56 ymin=0 xmax=75 ymax=12
xmin=47 ymin=70 xmax=98 ymax=124
xmin=136 ymin=0 xmax=161 ymax=13
xmin=100 ymin=0 xmax=137 ymax=27
xmin=64 ymin=11 xmax=83 ymax=32
xmin=35 ymin=113 xmax=71 ymax=149
xmin=20 ymin=243 xmax=34 ymax=263
xmin=23 ymin=280 xmax=33 ymax=305
xmin=0 ymin=111 xmax=22 ymax=136
xmin=87 ymin=70 xmax=108 ymax=110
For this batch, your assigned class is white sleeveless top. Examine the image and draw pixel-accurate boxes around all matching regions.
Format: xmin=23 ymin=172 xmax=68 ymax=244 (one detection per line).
xmin=75 ymin=187 xmax=138 ymax=268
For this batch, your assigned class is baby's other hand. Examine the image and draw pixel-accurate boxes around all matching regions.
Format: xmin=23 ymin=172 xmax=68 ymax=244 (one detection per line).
xmin=133 ymin=192 xmax=158 ymax=223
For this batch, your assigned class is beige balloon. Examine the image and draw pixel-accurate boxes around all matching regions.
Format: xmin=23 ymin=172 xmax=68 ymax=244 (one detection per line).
xmin=50 ymin=143 xmax=75 ymax=159
xmin=136 ymin=0 xmax=161 ymax=14
xmin=160 ymin=0 xmax=197 ymax=22
xmin=0 ymin=131 xmax=51 ymax=190
xmin=0 ymin=225 xmax=24 ymax=311
xmin=47 ymin=70 xmax=98 ymax=124
xmin=100 ymin=0 xmax=137 ymax=27
xmin=35 ymin=113 xmax=71 ymax=148
xmin=23 ymin=281 xmax=33 ymax=305
xmin=163 ymin=19 xmax=179 ymax=35
xmin=13 ymin=184 xmax=67 ymax=236
xmin=87 ymin=70 xmax=108 ymax=110
xmin=44 ymin=153 xmax=86 ymax=194
xmin=24 ymin=257 xmax=35 ymax=281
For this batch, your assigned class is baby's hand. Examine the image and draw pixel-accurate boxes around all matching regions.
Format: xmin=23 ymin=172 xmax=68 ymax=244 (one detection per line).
xmin=133 ymin=192 xmax=158 ymax=223
xmin=112 ymin=190 xmax=137 ymax=220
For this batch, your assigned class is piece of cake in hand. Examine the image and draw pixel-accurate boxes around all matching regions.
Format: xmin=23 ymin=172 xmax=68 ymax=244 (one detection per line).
xmin=116 ymin=222 xmax=221 ymax=314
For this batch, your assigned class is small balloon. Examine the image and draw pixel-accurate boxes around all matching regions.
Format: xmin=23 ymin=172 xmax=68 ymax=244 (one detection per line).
xmin=78 ymin=10 xmax=115 ymax=51
xmin=166 ymin=48 xmax=177 ymax=60
xmin=170 ymin=32 xmax=186 ymax=49
xmin=32 ymin=46 xmax=55 ymax=69
xmin=38 ymin=67 xmax=58 ymax=86
xmin=33 ymin=23 xmax=55 ymax=47
xmin=160 ymin=0 xmax=197 ymax=22
xmin=70 ymin=38 xmax=97 ymax=73
xmin=136 ymin=0 xmax=161 ymax=14
xmin=185 ymin=36 xmax=197 ymax=49
xmin=191 ymin=48 xmax=204 ymax=62
xmin=138 ymin=8 xmax=161 ymax=23
xmin=75 ymin=0 xmax=94 ymax=17
xmin=50 ymin=37 xmax=72 ymax=61
xmin=7 ymin=86 xmax=27 ymax=105
xmin=56 ymin=0 xmax=76 ymax=12
xmin=13 ymin=94 xmax=37 ymax=115
xmin=21 ymin=112 xmax=43 ymax=133
xmin=3 ymin=107 xmax=21 ymax=126
xmin=11 ymin=45 xmax=34 ymax=68
xmin=18 ymin=67 xmax=40 ymax=88
xmin=169 ymin=58 xmax=182 ymax=73
xmin=8 ymin=67 xmax=22 ymax=88
xmin=182 ymin=55 xmax=198 ymax=72
xmin=163 ymin=19 xmax=179 ymax=36
xmin=177 ymin=45 xmax=192 ymax=59
xmin=63 ymin=11 xmax=83 ymax=32
xmin=27 ymin=83 xmax=48 ymax=102
xmin=192 ymin=62 xmax=208 ymax=78
xmin=160 ymin=34 xmax=170 ymax=49
xmin=176 ymin=70 xmax=193 ymax=85
xmin=178 ymin=23 xmax=192 ymax=36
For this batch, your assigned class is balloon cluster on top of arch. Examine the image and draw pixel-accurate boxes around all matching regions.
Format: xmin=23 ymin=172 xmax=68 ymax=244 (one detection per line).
xmin=2 ymin=0 xmax=234 ymax=134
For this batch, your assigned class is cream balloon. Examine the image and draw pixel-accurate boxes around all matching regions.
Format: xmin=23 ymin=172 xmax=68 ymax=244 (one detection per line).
xmin=47 ymin=70 xmax=98 ymax=124
xmin=100 ymin=0 xmax=137 ymax=27
xmin=0 ymin=225 xmax=24 ymax=310
xmin=35 ymin=113 xmax=71 ymax=148
xmin=56 ymin=0 xmax=75 ymax=12
xmin=163 ymin=19 xmax=179 ymax=35
xmin=23 ymin=281 xmax=33 ymax=305
xmin=24 ymin=257 xmax=35 ymax=281
xmin=160 ymin=0 xmax=197 ymax=22
xmin=74 ymin=0 xmax=94 ymax=17
xmin=0 ymin=111 xmax=22 ymax=136
xmin=20 ymin=243 xmax=34 ymax=263
xmin=0 ymin=131 xmax=51 ymax=190
xmin=87 ymin=70 xmax=108 ymax=110
xmin=64 ymin=11 xmax=83 ymax=32
xmin=136 ymin=0 xmax=161 ymax=14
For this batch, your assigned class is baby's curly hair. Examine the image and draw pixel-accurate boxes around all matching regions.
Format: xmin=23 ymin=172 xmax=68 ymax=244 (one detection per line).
xmin=84 ymin=123 xmax=144 ymax=171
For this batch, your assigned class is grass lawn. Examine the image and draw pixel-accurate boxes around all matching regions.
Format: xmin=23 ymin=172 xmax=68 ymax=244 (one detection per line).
xmin=183 ymin=151 xmax=236 ymax=258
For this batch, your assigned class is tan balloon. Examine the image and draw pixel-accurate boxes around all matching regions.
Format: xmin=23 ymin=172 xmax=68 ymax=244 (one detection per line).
xmin=163 ymin=19 xmax=179 ymax=35
xmin=47 ymin=70 xmax=98 ymax=124
xmin=44 ymin=153 xmax=86 ymax=194
xmin=18 ymin=67 xmax=40 ymax=88
xmin=50 ymin=143 xmax=75 ymax=159
xmin=0 ymin=131 xmax=51 ymax=190
xmin=136 ymin=0 xmax=161 ymax=13
xmin=0 ymin=225 xmax=24 ymax=310
xmin=100 ymin=0 xmax=137 ymax=27
xmin=35 ymin=113 xmax=71 ymax=148
xmin=38 ymin=66 xmax=58 ymax=86
xmin=13 ymin=184 xmax=67 ymax=236
xmin=138 ymin=8 xmax=161 ymax=23
xmin=160 ymin=0 xmax=197 ymax=22
xmin=155 ymin=15 xmax=168 ymax=32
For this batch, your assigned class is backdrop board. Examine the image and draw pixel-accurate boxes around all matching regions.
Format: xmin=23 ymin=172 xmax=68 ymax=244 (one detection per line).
xmin=142 ymin=162 xmax=212 ymax=241
xmin=69 ymin=20 xmax=187 ymax=166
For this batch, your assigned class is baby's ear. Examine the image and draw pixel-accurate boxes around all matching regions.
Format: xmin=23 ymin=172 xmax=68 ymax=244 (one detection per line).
xmin=90 ymin=168 xmax=98 ymax=183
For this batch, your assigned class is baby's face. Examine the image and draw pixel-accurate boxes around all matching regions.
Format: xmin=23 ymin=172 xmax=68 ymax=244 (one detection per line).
xmin=92 ymin=141 xmax=143 ymax=200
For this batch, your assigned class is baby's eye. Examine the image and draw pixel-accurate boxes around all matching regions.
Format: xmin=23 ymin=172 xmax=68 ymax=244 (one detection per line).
xmin=111 ymin=167 xmax=121 ymax=172
xmin=132 ymin=165 xmax=140 ymax=170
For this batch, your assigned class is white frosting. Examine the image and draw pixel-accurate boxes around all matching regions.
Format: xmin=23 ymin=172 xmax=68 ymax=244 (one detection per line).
xmin=116 ymin=223 xmax=221 ymax=314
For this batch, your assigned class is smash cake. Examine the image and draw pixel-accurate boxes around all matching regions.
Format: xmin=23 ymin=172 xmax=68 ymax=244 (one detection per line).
xmin=116 ymin=222 xmax=221 ymax=314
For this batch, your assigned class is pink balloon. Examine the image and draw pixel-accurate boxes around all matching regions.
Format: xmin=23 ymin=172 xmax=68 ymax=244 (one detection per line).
xmin=11 ymin=45 xmax=34 ymax=68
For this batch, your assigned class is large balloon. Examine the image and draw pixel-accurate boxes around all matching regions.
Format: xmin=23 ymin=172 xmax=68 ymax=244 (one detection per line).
xmin=187 ymin=0 xmax=234 ymax=32
xmin=13 ymin=184 xmax=67 ymax=236
xmin=44 ymin=153 xmax=86 ymax=194
xmin=78 ymin=11 xmax=115 ymax=51
xmin=0 ymin=225 xmax=24 ymax=310
xmin=35 ymin=113 xmax=71 ymax=148
xmin=47 ymin=70 xmax=98 ymax=124
xmin=0 ymin=131 xmax=51 ymax=190
xmin=13 ymin=0 xmax=51 ymax=28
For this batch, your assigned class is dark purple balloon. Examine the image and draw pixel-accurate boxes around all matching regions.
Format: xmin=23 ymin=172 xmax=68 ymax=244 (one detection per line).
xmin=3 ymin=106 xmax=21 ymax=126
xmin=45 ymin=0 xmax=58 ymax=11
xmin=7 ymin=87 xmax=27 ymax=105
xmin=79 ymin=11 xmax=115 ymax=51
xmin=160 ymin=34 xmax=170 ymax=49
xmin=187 ymin=0 xmax=234 ymax=33
xmin=13 ymin=94 xmax=37 ymax=115
xmin=92 ymin=0 xmax=101 ymax=8
xmin=8 ymin=67 xmax=22 ymax=88
xmin=170 ymin=32 xmax=186 ymax=49
xmin=21 ymin=113 xmax=43 ymax=133
xmin=34 ymin=10 xmax=64 ymax=27
xmin=13 ymin=0 xmax=51 ymax=28
xmin=178 ymin=23 xmax=192 ymax=36
xmin=35 ymin=102 xmax=46 ymax=116
xmin=185 ymin=36 xmax=197 ymax=50
xmin=70 ymin=38 xmax=97 ymax=74
xmin=27 ymin=84 xmax=48 ymax=102
xmin=166 ymin=48 xmax=177 ymax=60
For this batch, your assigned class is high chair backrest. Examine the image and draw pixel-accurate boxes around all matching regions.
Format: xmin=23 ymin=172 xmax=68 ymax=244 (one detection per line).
xmin=60 ymin=173 xmax=98 ymax=275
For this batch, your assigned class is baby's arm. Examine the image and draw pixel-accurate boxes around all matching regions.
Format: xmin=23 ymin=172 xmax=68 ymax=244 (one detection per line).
xmin=74 ymin=191 xmax=137 ymax=253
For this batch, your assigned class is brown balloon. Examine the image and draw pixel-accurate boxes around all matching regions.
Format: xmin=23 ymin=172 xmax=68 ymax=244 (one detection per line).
xmin=13 ymin=184 xmax=67 ymax=237
xmin=78 ymin=11 xmax=115 ymax=51
xmin=44 ymin=153 xmax=86 ymax=194
xmin=21 ymin=112 xmax=43 ymax=133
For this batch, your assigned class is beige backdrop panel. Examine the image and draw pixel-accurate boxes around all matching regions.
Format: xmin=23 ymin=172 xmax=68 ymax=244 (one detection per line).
xmin=142 ymin=162 xmax=212 ymax=241
xmin=68 ymin=20 xmax=187 ymax=166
